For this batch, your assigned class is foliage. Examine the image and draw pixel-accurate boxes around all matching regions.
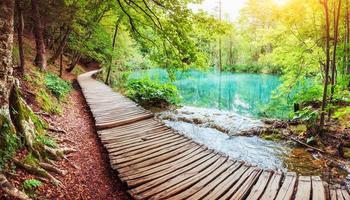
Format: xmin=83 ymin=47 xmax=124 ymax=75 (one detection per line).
xmin=125 ymin=78 xmax=179 ymax=107
xmin=35 ymin=135 xmax=57 ymax=148
xmin=22 ymin=179 xmax=42 ymax=197
xmin=44 ymin=73 xmax=72 ymax=100
xmin=0 ymin=112 xmax=19 ymax=170
xmin=25 ymin=70 xmax=62 ymax=114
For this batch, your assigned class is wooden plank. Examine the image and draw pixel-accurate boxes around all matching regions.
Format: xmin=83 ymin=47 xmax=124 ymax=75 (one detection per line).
xmin=259 ymin=171 xmax=283 ymax=200
xmin=112 ymin=141 xmax=193 ymax=169
xmin=128 ymin=153 xmax=217 ymax=195
xmin=337 ymin=187 xmax=345 ymax=200
xmin=126 ymin=149 xmax=214 ymax=187
xmin=109 ymin=136 xmax=185 ymax=159
xmin=147 ymin=156 xmax=228 ymax=200
xmin=167 ymin=160 xmax=237 ymax=200
xmin=295 ymin=176 xmax=312 ymax=200
xmin=342 ymin=188 xmax=350 ymax=200
xmin=133 ymin=154 xmax=222 ymax=200
xmin=120 ymin=146 xmax=205 ymax=181
xmin=330 ymin=186 xmax=337 ymax=200
xmin=105 ymin=130 xmax=176 ymax=150
xmin=274 ymin=172 xmax=297 ymax=200
xmin=110 ymin=138 xmax=190 ymax=165
xmin=118 ymin=143 xmax=200 ymax=175
xmin=96 ymin=114 xmax=154 ymax=130
xmin=312 ymin=176 xmax=327 ymax=200
xmin=246 ymin=170 xmax=272 ymax=200
xmin=221 ymin=168 xmax=261 ymax=200
xmin=201 ymin=164 xmax=250 ymax=200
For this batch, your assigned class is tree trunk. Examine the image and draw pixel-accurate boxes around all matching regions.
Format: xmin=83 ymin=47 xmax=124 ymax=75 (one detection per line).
xmin=49 ymin=27 xmax=71 ymax=64
xmin=320 ymin=0 xmax=331 ymax=130
xmin=0 ymin=0 xmax=15 ymax=108
xmin=346 ymin=0 xmax=350 ymax=74
xmin=31 ymin=0 xmax=47 ymax=71
xmin=66 ymin=53 xmax=81 ymax=73
xmin=15 ymin=0 xmax=25 ymax=75
xmin=59 ymin=52 xmax=63 ymax=77
xmin=105 ymin=16 xmax=123 ymax=85
xmin=328 ymin=0 xmax=342 ymax=120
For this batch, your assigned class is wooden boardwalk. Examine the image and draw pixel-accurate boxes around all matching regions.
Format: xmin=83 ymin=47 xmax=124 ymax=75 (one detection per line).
xmin=78 ymin=71 xmax=350 ymax=200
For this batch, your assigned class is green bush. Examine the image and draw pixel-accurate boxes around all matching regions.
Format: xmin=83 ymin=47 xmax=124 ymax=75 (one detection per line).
xmin=44 ymin=73 xmax=72 ymax=99
xmin=125 ymin=78 xmax=179 ymax=107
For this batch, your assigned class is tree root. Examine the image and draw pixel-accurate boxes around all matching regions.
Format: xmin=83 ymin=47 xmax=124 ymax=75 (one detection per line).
xmin=0 ymin=174 xmax=31 ymax=200
xmin=44 ymin=146 xmax=77 ymax=160
xmin=64 ymin=156 xmax=80 ymax=170
xmin=13 ymin=159 xmax=62 ymax=186
xmin=47 ymin=126 xmax=67 ymax=134
xmin=39 ymin=162 xmax=68 ymax=176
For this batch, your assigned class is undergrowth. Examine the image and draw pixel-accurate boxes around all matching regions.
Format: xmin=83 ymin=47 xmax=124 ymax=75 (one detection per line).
xmin=45 ymin=73 xmax=72 ymax=99
xmin=0 ymin=112 xmax=19 ymax=171
xmin=125 ymin=78 xmax=179 ymax=107
xmin=24 ymin=69 xmax=72 ymax=114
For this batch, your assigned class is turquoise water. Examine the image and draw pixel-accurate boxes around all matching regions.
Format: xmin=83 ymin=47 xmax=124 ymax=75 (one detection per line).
xmin=130 ymin=68 xmax=286 ymax=118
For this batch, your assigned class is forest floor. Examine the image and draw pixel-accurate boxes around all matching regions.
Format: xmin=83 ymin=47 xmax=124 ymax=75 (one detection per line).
xmin=0 ymin=37 xmax=130 ymax=200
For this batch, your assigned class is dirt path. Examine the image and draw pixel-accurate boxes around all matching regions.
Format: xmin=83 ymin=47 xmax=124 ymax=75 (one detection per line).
xmin=37 ymin=72 xmax=130 ymax=199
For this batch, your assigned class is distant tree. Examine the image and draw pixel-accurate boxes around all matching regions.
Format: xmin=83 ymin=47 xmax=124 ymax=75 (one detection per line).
xmin=31 ymin=0 xmax=47 ymax=71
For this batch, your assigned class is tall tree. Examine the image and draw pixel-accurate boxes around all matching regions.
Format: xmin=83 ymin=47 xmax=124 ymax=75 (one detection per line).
xmin=105 ymin=15 xmax=123 ymax=85
xmin=31 ymin=0 xmax=47 ymax=71
xmin=320 ymin=0 xmax=331 ymax=130
xmin=329 ymin=0 xmax=342 ymax=119
xmin=0 ymin=1 xmax=30 ymax=199
xmin=15 ymin=0 xmax=25 ymax=75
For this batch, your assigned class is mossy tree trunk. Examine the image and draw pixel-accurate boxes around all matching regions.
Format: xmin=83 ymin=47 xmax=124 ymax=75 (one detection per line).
xmin=0 ymin=1 xmax=30 ymax=199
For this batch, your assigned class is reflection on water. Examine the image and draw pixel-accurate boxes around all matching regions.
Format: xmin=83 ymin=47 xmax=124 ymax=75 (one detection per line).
xmin=130 ymin=68 xmax=289 ymax=118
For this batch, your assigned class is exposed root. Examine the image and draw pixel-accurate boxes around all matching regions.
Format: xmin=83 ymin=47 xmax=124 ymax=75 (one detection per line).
xmin=13 ymin=159 xmax=62 ymax=186
xmin=0 ymin=174 xmax=31 ymax=200
xmin=48 ymin=126 xmax=67 ymax=134
xmin=64 ymin=156 xmax=80 ymax=170
xmin=44 ymin=146 xmax=77 ymax=160
xmin=39 ymin=162 xmax=68 ymax=176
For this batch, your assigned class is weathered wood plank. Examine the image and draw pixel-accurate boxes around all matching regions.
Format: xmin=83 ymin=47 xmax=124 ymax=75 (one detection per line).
xmin=260 ymin=171 xmax=283 ymax=200
xmin=312 ymin=176 xmax=327 ymax=200
xmin=246 ymin=170 xmax=272 ymax=200
xmin=275 ymin=172 xmax=297 ymax=200
xmin=295 ymin=176 xmax=312 ymax=200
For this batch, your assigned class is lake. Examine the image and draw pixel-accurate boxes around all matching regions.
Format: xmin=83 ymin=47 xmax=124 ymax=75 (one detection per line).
xmin=130 ymin=68 xmax=288 ymax=118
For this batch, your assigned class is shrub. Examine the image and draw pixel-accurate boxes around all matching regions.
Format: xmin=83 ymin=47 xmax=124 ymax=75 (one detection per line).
xmin=125 ymin=78 xmax=179 ymax=107
xmin=44 ymin=73 xmax=72 ymax=99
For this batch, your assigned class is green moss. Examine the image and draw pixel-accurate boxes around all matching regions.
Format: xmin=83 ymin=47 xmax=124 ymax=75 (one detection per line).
xmin=261 ymin=133 xmax=283 ymax=142
xmin=23 ymin=153 xmax=38 ymax=166
xmin=35 ymin=135 xmax=57 ymax=148
xmin=11 ymin=87 xmax=48 ymax=135
xmin=36 ymin=90 xmax=62 ymax=114
xmin=0 ymin=112 xmax=19 ymax=170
